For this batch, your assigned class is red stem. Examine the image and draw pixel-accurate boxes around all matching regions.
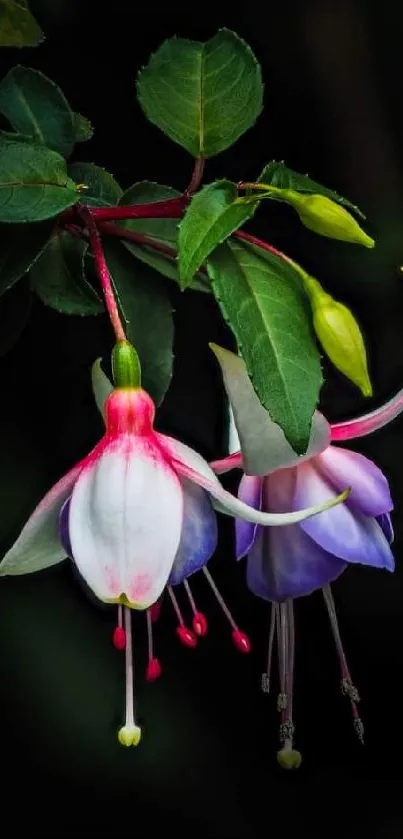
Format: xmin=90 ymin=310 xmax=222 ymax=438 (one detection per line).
xmin=98 ymin=222 xmax=177 ymax=259
xmin=77 ymin=204 xmax=126 ymax=342
xmin=61 ymin=196 xmax=187 ymax=226
xmin=186 ymin=157 xmax=205 ymax=196
xmin=234 ymin=229 xmax=294 ymax=265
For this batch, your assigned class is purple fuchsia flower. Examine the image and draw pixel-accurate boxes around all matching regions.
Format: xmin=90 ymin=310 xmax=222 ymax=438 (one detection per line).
xmin=210 ymin=345 xmax=401 ymax=768
xmin=0 ymin=355 xmax=346 ymax=747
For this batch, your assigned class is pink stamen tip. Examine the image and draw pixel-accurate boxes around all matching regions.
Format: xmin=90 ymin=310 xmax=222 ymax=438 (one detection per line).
xmin=192 ymin=612 xmax=208 ymax=637
xmin=146 ymin=657 xmax=162 ymax=682
xmin=232 ymin=630 xmax=251 ymax=654
xmin=113 ymin=626 xmax=126 ymax=650
xmin=150 ymin=601 xmax=161 ymax=623
xmin=176 ymin=626 xmax=198 ymax=648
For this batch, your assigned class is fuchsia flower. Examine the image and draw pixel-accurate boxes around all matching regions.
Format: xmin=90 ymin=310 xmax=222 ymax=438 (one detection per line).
xmin=0 ymin=356 xmax=345 ymax=746
xmin=210 ymin=345 xmax=401 ymax=767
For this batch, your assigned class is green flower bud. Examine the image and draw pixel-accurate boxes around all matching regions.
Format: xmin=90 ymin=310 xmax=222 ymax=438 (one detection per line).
xmin=302 ymin=274 xmax=372 ymax=397
xmin=281 ymin=191 xmax=374 ymax=248
xmin=277 ymin=748 xmax=303 ymax=770
xmin=112 ymin=340 xmax=141 ymax=389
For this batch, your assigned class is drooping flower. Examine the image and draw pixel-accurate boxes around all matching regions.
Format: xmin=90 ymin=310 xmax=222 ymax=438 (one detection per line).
xmin=0 ymin=344 xmax=347 ymax=747
xmin=210 ymin=344 xmax=401 ymax=766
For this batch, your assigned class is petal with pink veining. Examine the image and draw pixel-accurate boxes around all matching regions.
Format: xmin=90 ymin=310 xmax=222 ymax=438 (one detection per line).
xmin=69 ymin=436 xmax=183 ymax=608
xmin=0 ymin=462 xmax=84 ymax=576
xmin=294 ymin=463 xmax=394 ymax=570
xmin=169 ymin=478 xmax=218 ymax=585
xmin=235 ymin=474 xmax=263 ymax=558
xmin=246 ymin=524 xmax=347 ymax=602
xmin=316 ymin=446 xmax=393 ymax=517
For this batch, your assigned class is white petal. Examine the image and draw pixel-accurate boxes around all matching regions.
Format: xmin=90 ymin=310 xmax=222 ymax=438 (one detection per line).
xmin=228 ymin=404 xmax=241 ymax=454
xmin=0 ymin=463 xmax=83 ymax=576
xmin=161 ymin=433 xmax=349 ymax=527
xmin=91 ymin=359 xmax=113 ymax=422
xmin=69 ymin=437 xmax=183 ymax=608
xmin=210 ymin=344 xmax=330 ymax=475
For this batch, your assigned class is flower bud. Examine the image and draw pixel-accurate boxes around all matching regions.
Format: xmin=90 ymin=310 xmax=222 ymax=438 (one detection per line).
xmin=112 ymin=340 xmax=141 ymax=389
xmin=303 ymin=274 xmax=372 ymax=397
xmin=281 ymin=190 xmax=374 ymax=248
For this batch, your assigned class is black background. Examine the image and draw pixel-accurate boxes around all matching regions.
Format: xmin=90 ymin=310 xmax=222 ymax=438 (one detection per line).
xmin=0 ymin=1 xmax=403 ymax=836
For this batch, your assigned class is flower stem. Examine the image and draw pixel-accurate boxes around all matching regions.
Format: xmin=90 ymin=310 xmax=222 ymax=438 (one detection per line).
xmin=235 ymin=229 xmax=295 ymax=266
xmin=77 ymin=204 xmax=126 ymax=343
xmin=186 ymin=157 xmax=205 ymax=196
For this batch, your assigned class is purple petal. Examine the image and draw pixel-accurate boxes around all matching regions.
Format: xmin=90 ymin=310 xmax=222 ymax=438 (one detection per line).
xmin=235 ymin=474 xmax=263 ymax=559
xmin=295 ymin=463 xmax=395 ymax=570
xmin=246 ymin=523 xmax=347 ymax=602
xmin=59 ymin=496 xmax=73 ymax=558
xmin=377 ymin=513 xmax=394 ymax=544
xmin=316 ymin=446 xmax=393 ymax=517
xmin=168 ymin=478 xmax=218 ymax=585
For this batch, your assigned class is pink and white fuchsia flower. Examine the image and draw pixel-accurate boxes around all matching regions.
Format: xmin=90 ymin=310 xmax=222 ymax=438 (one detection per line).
xmin=0 ymin=358 xmax=346 ymax=747
xmin=210 ymin=345 xmax=401 ymax=767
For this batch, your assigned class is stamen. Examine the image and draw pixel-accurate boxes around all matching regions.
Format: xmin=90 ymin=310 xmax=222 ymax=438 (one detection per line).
xmin=183 ymin=578 xmax=208 ymax=637
xmin=322 ymin=585 xmax=364 ymax=743
xmin=167 ymin=585 xmax=197 ymax=648
xmin=262 ymin=605 xmax=276 ymax=694
xmin=276 ymin=601 xmax=302 ymax=770
xmin=117 ymin=607 xmax=141 ymax=747
xmin=202 ymin=566 xmax=251 ymax=653
xmin=145 ymin=608 xmax=162 ymax=682
xmin=112 ymin=604 xmax=126 ymax=650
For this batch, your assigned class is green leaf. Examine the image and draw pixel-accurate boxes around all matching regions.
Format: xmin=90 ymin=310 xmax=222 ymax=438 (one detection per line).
xmin=257 ymin=161 xmax=365 ymax=219
xmin=0 ymin=276 xmax=31 ymax=356
xmin=137 ymin=29 xmax=263 ymax=158
xmin=0 ymin=219 xmax=53 ymax=295
xmin=0 ymin=66 xmax=75 ymax=157
xmin=207 ymin=238 xmax=322 ymax=453
xmin=74 ymin=112 xmax=94 ymax=143
xmin=68 ymin=162 xmax=122 ymax=207
xmin=0 ymin=136 xmax=79 ymax=222
xmin=30 ymin=231 xmax=104 ymax=315
xmin=104 ymin=238 xmax=174 ymax=405
xmin=119 ymin=180 xmax=210 ymax=292
xmin=178 ymin=180 xmax=257 ymax=288
xmin=0 ymin=0 xmax=44 ymax=48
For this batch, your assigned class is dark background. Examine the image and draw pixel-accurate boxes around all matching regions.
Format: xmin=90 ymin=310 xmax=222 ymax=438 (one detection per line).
xmin=0 ymin=1 xmax=403 ymax=835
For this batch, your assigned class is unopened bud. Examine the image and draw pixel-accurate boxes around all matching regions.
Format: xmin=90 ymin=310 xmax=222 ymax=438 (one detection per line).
xmin=302 ymin=274 xmax=372 ymax=397
xmin=112 ymin=340 xmax=141 ymax=389
xmin=281 ymin=190 xmax=374 ymax=248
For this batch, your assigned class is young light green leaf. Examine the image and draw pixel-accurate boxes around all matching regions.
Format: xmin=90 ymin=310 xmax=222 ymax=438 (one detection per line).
xmin=119 ymin=180 xmax=210 ymax=292
xmin=104 ymin=238 xmax=174 ymax=406
xmin=0 ymin=219 xmax=53 ymax=295
xmin=178 ymin=180 xmax=257 ymax=288
xmin=0 ymin=276 xmax=31 ymax=356
xmin=30 ymin=231 xmax=103 ymax=315
xmin=0 ymin=66 xmax=75 ymax=157
xmin=257 ymin=161 xmax=365 ymax=219
xmin=74 ymin=112 xmax=94 ymax=143
xmin=137 ymin=29 xmax=263 ymax=158
xmin=68 ymin=162 xmax=122 ymax=206
xmin=0 ymin=136 xmax=79 ymax=222
xmin=208 ymin=238 xmax=322 ymax=454
xmin=0 ymin=0 xmax=44 ymax=47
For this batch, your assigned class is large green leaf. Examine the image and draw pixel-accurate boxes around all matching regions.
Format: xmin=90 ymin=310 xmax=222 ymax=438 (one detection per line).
xmin=0 ymin=136 xmax=79 ymax=222
xmin=137 ymin=29 xmax=263 ymax=158
xmin=69 ymin=162 xmax=122 ymax=207
xmin=178 ymin=180 xmax=257 ymax=288
xmin=256 ymin=161 xmax=365 ymax=219
xmin=119 ymin=180 xmax=210 ymax=292
xmin=0 ymin=0 xmax=43 ymax=47
xmin=104 ymin=238 xmax=174 ymax=406
xmin=0 ymin=219 xmax=53 ymax=295
xmin=30 ymin=231 xmax=103 ymax=315
xmin=207 ymin=238 xmax=323 ymax=453
xmin=0 ymin=66 xmax=75 ymax=157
